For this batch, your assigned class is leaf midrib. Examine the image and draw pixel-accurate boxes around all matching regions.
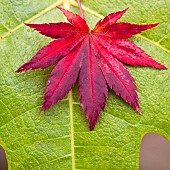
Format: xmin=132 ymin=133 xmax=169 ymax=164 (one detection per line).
xmin=0 ymin=0 xmax=63 ymax=40
xmin=68 ymin=91 xmax=75 ymax=170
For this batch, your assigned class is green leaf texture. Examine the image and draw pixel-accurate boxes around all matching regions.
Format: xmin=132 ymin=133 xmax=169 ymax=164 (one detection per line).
xmin=0 ymin=0 xmax=169 ymax=169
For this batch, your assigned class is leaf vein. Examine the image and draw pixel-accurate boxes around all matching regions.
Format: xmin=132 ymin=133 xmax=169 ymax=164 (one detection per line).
xmin=0 ymin=0 xmax=63 ymax=40
xmin=68 ymin=91 xmax=76 ymax=170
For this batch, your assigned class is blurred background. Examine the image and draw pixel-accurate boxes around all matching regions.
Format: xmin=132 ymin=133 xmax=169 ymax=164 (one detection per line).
xmin=0 ymin=133 xmax=170 ymax=170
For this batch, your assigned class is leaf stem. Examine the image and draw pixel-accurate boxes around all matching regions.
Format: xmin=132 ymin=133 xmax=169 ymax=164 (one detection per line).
xmin=77 ymin=0 xmax=85 ymax=19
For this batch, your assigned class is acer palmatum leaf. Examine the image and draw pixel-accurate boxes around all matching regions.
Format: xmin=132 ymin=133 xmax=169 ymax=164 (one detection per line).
xmin=16 ymin=7 xmax=167 ymax=130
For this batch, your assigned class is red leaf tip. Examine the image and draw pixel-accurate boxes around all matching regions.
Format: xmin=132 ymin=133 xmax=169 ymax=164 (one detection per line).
xmin=57 ymin=7 xmax=69 ymax=15
xmin=136 ymin=106 xmax=141 ymax=114
xmin=159 ymin=65 xmax=167 ymax=69
xmin=16 ymin=67 xmax=25 ymax=73
xmin=89 ymin=120 xmax=97 ymax=131
xmin=57 ymin=6 xmax=89 ymax=32
xmin=56 ymin=6 xmax=63 ymax=11
xmin=89 ymin=125 xmax=95 ymax=131
xmin=40 ymin=111 xmax=45 ymax=115
xmin=41 ymin=101 xmax=50 ymax=113
xmin=16 ymin=63 xmax=31 ymax=73
xmin=24 ymin=23 xmax=32 ymax=27
xmin=87 ymin=113 xmax=101 ymax=131
xmin=148 ymin=23 xmax=159 ymax=28
xmin=122 ymin=7 xmax=129 ymax=13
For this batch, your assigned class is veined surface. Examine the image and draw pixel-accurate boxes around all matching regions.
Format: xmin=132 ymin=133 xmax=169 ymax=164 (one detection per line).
xmin=0 ymin=0 xmax=169 ymax=169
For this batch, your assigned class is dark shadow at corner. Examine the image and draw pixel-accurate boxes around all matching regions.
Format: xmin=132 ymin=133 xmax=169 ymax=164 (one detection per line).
xmin=0 ymin=145 xmax=8 ymax=170
xmin=140 ymin=133 xmax=170 ymax=170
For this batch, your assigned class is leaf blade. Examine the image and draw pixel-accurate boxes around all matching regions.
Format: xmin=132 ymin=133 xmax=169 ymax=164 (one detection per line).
xmin=25 ymin=22 xmax=83 ymax=39
xmin=93 ymin=37 xmax=140 ymax=112
xmin=58 ymin=7 xmax=89 ymax=32
xmin=16 ymin=37 xmax=83 ymax=72
xmin=95 ymin=36 xmax=167 ymax=69
xmin=78 ymin=37 xmax=108 ymax=130
xmin=93 ymin=8 xmax=128 ymax=32
xmin=103 ymin=23 xmax=159 ymax=39
xmin=41 ymin=40 xmax=85 ymax=111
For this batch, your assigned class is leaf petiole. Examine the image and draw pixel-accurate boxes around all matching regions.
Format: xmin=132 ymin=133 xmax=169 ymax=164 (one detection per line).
xmin=77 ymin=0 xmax=85 ymax=19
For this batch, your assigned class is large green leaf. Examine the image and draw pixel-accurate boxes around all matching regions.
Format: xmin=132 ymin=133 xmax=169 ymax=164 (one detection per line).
xmin=0 ymin=0 xmax=169 ymax=169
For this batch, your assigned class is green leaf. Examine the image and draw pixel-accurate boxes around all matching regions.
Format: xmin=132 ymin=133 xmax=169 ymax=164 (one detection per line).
xmin=0 ymin=0 xmax=169 ymax=169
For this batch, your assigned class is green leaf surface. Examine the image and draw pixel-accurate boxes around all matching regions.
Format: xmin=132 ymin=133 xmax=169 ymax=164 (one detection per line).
xmin=0 ymin=0 xmax=169 ymax=169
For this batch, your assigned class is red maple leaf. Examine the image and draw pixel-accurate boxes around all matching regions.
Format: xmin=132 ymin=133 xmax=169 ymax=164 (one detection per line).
xmin=16 ymin=7 xmax=166 ymax=130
